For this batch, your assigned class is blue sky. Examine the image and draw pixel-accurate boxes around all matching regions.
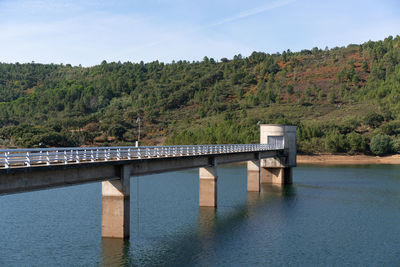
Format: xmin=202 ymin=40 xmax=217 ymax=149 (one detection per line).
xmin=1 ymin=0 xmax=399 ymax=66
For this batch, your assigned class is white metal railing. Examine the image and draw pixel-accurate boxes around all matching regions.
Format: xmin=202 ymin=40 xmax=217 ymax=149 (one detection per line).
xmin=0 ymin=143 xmax=283 ymax=169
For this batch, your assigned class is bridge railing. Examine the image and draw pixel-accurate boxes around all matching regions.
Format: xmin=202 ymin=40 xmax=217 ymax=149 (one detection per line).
xmin=0 ymin=144 xmax=283 ymax=169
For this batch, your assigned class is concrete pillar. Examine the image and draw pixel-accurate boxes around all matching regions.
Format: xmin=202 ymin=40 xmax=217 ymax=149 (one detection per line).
xmin=261 ymin=167 xmax=292 ymax=184
xmin=199 ymin=162 xmax=217 ymax=207
xmin=247 ymin=160 xmax=260 ymax=192
xmin=102 ymin=165 xmax=130 ymax=239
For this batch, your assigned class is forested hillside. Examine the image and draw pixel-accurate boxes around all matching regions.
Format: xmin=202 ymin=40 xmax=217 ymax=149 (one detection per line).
xmin=1 ymin=36 xmax=400 ymax=155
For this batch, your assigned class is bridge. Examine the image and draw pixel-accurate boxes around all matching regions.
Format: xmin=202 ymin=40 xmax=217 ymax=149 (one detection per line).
xmin=0 ymin=124 xmax=296 ymax=239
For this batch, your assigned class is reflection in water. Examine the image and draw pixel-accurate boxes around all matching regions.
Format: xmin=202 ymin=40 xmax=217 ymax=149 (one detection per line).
xmin=198 ymin=207 xmax=217 ymax=237
xmin=247 ymin=184 xmax=296 ymax=207
xmin=101 ymin=238 xmax=130 ymax=266
xmin=261 ymin=184 xmax=296 ymax=198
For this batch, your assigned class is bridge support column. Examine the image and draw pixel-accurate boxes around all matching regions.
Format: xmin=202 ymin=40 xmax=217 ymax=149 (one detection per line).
xmin=261 ymin=167 xmax=292 ymax=184
xmin=102 ymin=165 xmax=130 ymax=239
xmin=247 ymin=160 xmax=260 ymax=192
xmin=199 ymin=162 xmax=217 ymax=207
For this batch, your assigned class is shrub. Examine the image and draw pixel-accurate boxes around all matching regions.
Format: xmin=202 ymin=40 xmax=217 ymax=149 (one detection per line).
xmin=392 ymin=139 xmax=400 ymax=154
xmin=346 ymin=132 xmax=368 ymax=153
xmin=324 ymin=130 xmax=347 ymax=153
xmin=286 ymin=85 xmax=294 ymax=95
xmin=364 ymin=111 xmax=384 ymax=128
xmin=370 ymin=134 xmax=392 ymax=156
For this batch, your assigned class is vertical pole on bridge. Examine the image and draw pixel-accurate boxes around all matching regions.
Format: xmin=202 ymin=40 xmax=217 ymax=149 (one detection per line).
xmin=101 ymin=165 xmax=130 ymax=239
xmin=199 ymin=158 xmax=218 ymax=207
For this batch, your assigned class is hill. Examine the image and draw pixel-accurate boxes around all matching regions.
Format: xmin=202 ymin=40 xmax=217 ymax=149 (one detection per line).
xmin=1 ymin=35 xmax=400 ymax=155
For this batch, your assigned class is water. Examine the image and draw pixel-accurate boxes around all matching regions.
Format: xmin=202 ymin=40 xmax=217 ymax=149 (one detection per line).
xmin=1 ymin=164 xmax=400 ymax=266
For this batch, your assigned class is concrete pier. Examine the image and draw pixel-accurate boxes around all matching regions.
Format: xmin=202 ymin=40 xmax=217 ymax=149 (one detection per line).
xmin=261 ymin=167 xmax=292 ymax=184
xmin=199 ymin=162 xmax=218 ymax=207
xmin=101 ymin=165 xmax=130 ymax=239
xmin=247 ymin=160 xmax=260 ymax=192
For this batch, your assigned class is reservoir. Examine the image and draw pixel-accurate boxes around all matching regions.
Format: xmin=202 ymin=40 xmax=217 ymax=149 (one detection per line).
xmin=0 ymin=164 xmax=399 ymax=266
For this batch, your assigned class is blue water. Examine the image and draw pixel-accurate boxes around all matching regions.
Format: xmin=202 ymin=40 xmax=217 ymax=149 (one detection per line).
xmin=1 ymin=164 xmax=400 ymax=266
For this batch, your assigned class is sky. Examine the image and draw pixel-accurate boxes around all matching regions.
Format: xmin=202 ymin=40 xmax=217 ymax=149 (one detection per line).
xmin=0 ymin=0 xmax=399 ymax=66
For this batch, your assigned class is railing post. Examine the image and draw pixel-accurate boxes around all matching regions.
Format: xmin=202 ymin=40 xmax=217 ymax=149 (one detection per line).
xmin=46 ymin=151 xmax=50 ymax=165
xmin=75 ymin=150 xmax=80 ymax=163
xmin=26 ymin=152 xmax=31 ymax=167
xmin=4 ymin=152 xmax=9 ymax=168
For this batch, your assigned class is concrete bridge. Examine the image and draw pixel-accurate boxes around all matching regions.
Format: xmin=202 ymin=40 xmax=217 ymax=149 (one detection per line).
xmin=0 ymin=124 xmax=296 ymax=239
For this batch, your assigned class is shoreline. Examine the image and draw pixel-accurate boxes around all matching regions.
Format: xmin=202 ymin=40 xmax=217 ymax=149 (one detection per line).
xmin=297 ymin=154 xmax=400 ymax=165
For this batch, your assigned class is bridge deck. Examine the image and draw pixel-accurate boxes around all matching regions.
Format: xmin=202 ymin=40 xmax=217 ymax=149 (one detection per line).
xmin=0 ymin=144 xmax=280 ymax=170
xmin=0 ymin=144 xmax=284 ymax=195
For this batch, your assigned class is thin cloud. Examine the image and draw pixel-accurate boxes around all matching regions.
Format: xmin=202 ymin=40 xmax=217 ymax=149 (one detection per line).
xmin=211 ymin=0 xmax=296 ymax=27
xmin=135 ymin=0 xmax=296 ymax=50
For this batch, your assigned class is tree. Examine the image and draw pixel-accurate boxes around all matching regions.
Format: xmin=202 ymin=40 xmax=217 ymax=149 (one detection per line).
xmin=362 ymin=61 xmax=369 ymax=72
xmin=286 ymin=85 xmax=294 ymax=95
xmin=327 ymin=91 xmax=336 ymax=103
xmin=324 ymin=130 xmax=347 ymax=153
xmin=347 ymin=132 xmax=367 ymax=153
xmin=392 ymin=138 xmax=400 ymax=154
xmin=370 ymin=134 xmax=392 ymax=155
xmin=363 ymin=111 xmax=384 ymax=128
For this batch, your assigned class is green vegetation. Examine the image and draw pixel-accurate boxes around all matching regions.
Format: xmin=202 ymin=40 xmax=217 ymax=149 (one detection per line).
xmin=1 ymin=36 xmax=400 ymax=156
xmin=370 ymin=134 xmax=392 ymax=156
